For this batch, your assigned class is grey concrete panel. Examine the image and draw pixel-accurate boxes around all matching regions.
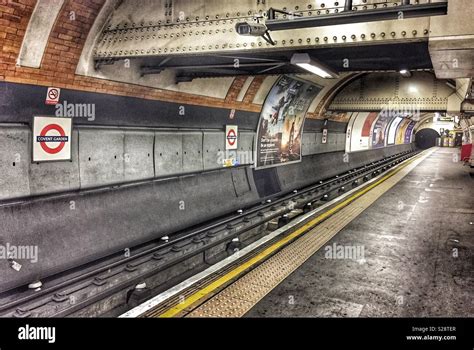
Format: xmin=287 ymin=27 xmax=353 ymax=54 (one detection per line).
xmin=336 ymin=133 xmax=347 ymax=152
xmin=124 ymin=130 xmax=155 ymax=181
xmin=203 ymin=132 xmax=225 ymax=170
xmin=231 ymin=167 xmax=252 ymax=197
xmin=238 ymin=132 xmax=254 ymax=165
xmin=337 ymin=133 xmax=346 ymax=145
xmin=328 ymin=133 xmax=338 ymax=152
xmin=29 ymin=129 xmax=80 ymax=196
xmin=336 ymin=143 xmax=345 ymax=152
xmin=0 ymin=126 xmax=30 ymax=200
xmin=302 ymin=132 xmax=316 ymax=156
xmin=316 ymin=132 xmax=323 ymax=146
xmin=302 ymin=133 xmax=311 ymax=156
xmin=182 ymin=132 xmax=203 ymax=173
xmin=154 ymin=132 xmax=183 ymax=176
xmin=314 ymin=142 xmax=326 ymax=154
xmin=313 ymin=132 xmax=336 ymax=153
xmin=310 ymin=132 xmax=318 ymax=154
xmin=79 ymin=129 xmax=125 ymax=188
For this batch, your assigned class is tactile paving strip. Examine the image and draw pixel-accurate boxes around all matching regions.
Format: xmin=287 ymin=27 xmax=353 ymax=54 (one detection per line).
xmin=186 ymin=151 xmax=433 ymax=317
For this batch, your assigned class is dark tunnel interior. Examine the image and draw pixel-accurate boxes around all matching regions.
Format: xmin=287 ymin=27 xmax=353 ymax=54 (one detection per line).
xmin=415 ymin=128 xmax=441 ymax=149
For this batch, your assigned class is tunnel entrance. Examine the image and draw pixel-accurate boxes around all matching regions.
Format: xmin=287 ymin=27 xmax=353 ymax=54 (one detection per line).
xmin=415 ymin=128 xmax=440 ymax=149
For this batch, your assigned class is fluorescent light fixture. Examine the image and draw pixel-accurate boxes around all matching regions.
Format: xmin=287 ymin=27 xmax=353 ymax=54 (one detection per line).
xmin=445 ymin=81 xmax=456 ymax=90
xmin=399 ymin=69 xmax=412 ymax=77
xmin=291 ymin=53 xmax=338 ymax=79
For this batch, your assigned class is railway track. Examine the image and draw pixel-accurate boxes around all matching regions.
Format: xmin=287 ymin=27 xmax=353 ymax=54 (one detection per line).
xmin=0 ymin=149 xmax=419 ymax=318
xmin=125 ymin=148 xmax=430 ymax=318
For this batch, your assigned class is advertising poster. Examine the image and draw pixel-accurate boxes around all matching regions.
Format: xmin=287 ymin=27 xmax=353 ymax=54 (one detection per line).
xmin=256 ymin=76 xmax=321 ymax=168
xmin=404 ymin=121 xmax=416 ymax=143
xmin=387 ymin=116 xmax=403 ymax=145
xmin=371 ymin=113 xmax=393 ymax=149
xmin=396 ymin=118 xmax=411 ymax=144
xmin=361 ymin=112 xmax=378 ymax=138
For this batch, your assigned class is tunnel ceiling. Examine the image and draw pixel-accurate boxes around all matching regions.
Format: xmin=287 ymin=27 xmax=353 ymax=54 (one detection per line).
xmin=135 ymin=42 xmax=433 ymax=81
xmin=93 ymin=0 xmax=444 ymax=80
xmin=327 ymin=71 xmax=455 ymax=112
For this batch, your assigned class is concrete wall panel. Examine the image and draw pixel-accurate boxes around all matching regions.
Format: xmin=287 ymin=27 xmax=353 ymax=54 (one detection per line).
xmin=238 ymin=132 xmax=254 ymax=165
xmin=79 ymin=129 xmax=125 ymax=188
xmin=182 ymin=132 xmax=203 ymax=173
xmin=155 ymin=132 xmax=183 ymax=176
xmin=302 ymin=132 xmax=316 ymax=156
xmin=29 ymin=129 xmax=80 ymax=196
xmin=0 ymin=126 xmax=30 ymax=200
xmin=124 ymin=130 xmax=155 ymax=181
xmin=231 ymin=167 xmax=252 ymax=197
xmin=203 ymin=132 xmax=224 ymax=170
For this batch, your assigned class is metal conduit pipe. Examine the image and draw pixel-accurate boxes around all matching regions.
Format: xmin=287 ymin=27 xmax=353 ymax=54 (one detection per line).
xmin=344 ymin=0 xmax=353 ymax=12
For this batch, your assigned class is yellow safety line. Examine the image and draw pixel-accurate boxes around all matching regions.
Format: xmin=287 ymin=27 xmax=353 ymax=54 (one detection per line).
xmin=159 ymin=151 xmax=427 ymax=317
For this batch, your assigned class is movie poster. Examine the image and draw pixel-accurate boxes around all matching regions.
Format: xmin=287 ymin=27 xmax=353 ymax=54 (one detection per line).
xmin=256 ymin=76 xmax=322 ymax=168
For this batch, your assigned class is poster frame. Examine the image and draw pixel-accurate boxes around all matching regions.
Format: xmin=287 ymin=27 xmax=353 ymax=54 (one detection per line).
xmin=254 ymin=75 xmax=322 ymax=170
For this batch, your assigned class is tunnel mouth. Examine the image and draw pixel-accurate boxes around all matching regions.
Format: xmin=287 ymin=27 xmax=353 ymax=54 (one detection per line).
xmin=415 ymin=128 xmax=440 ymax=149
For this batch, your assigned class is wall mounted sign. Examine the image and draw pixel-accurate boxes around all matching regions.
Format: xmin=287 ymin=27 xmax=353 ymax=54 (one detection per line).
xmin=322 ymin=128 xmax=328 ymax=144
xmin=225 ymin=125 xmax=238 ymax=150
xmin=45 ymin=87 xmax=60 ymax=105
xmin=32 ymin=116 xmax=72 ymax=162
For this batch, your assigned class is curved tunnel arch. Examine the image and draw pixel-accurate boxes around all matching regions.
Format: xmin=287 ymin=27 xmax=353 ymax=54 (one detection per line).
xmin=415 ymin=128 xmax=440 ymax=149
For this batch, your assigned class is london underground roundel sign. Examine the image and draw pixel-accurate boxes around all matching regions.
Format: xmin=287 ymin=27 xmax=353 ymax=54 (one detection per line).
xmin=226 ymin=125 xmax=238 ymax=150
xmin=33 ymin=116 xmax=72 ymax=162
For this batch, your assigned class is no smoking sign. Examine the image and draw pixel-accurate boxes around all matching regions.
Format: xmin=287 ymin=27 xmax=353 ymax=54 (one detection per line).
xmin=33 ymin=116 xmax=72 ymax=162
xmin=45 ymin=87 xmax=60 ymax=105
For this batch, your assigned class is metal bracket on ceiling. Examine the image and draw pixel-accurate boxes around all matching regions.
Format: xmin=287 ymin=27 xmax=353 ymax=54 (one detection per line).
xmin=265 ymin=2 xmax=447 ymax=31
xmin=94 ymin=58 xmax=118 ymax=70
xmin=140 ymin=55 xmax=290 ymax=82
xmin=266 ymin=7 xmax=303 ymax=21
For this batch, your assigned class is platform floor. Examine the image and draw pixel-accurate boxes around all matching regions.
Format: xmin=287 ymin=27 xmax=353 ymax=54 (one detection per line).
xmin=246 ymin=148 xmax=474 ymax=317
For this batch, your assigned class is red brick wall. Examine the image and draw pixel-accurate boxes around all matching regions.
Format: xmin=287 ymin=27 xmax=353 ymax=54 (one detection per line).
xmin=0 ymin=0 xmax=262 ymax=112
xmin=0 ymin=0 xmax=33 ymax=81
xmin=225 ymin=76 xmax=248 ymax=102
xmin=242 ymin=76 xmax=266 ymax=104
